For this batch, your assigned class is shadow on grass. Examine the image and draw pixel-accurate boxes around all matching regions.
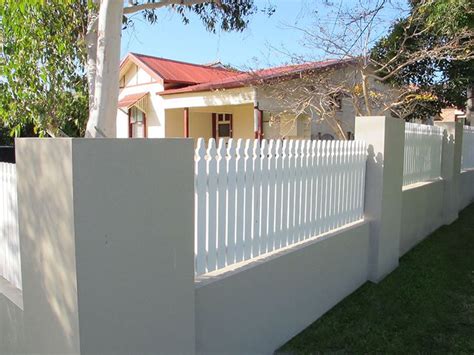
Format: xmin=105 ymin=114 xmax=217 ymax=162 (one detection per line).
xmin=277 ymin=203 xmax=474 ymax=354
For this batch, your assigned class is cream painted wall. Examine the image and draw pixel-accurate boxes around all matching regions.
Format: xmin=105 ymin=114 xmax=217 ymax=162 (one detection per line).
xmin=190 ymin=113 xmax=213 ymax=140
xmin=262 ymin=113 xmax=312 ymax=140
xmin=232 ymin=104 xmax=254 ymax=139
xmin=116 ymin=110 xmax=129 ymax=138
xmin=165 ymin=109 xmax=184 ymax=138
xmin=116 ymin=64 xmax=165 ymax=138
xmin=122 ymin=64 xmax=153 ymax=87
xmin=164 ymin=104 xmax=254 ymax=140
xmin=162 ymin=87 xmax=256 ymax=110
xmin=136 ymin=68 xmax=152 ymax=84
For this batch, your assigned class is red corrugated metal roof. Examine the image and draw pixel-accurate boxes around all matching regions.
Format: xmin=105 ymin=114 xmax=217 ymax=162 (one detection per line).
xmin=129 ymin=53 xmax=240 ymax=84
xmin=158 ymin=58 xmax=355 ymax=95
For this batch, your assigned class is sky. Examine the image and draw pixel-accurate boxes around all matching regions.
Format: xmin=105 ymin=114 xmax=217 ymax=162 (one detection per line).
xmin=120 ymin=0 xmax=407 ymax=70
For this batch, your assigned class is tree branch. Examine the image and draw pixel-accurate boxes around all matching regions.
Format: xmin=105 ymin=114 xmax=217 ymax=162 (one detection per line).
xmin=123 ymin=0 xmax=222 ymax=15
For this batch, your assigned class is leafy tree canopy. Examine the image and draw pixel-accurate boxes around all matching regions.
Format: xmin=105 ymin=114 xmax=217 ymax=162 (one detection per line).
xmin=371 ymin=0 xmax=474 ymax=120
xmin=0 ymin=0 xmax=89 ymax=141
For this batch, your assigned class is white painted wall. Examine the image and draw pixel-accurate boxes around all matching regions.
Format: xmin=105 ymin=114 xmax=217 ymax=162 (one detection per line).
xmin=195 ymin=221 xmax=370 ymax=354
xmin=400 ymin=180 xmax=445 ymax=255
xmin=459 ymin=169 xmax=474 ymax=210
xmin=116 ymin=64 xmax=165 ymax=138
xmin=0 ymin=163 xmax=21 ymax=290
xmin=355 ymin=116 xmax=405 ymax=282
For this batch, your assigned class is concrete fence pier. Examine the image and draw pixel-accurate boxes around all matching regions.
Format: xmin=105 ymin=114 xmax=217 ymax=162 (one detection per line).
xmin=355 ymin=116 xmax=405 ymax=283
xmin=14 ymin=139 xmax=195 ymax=354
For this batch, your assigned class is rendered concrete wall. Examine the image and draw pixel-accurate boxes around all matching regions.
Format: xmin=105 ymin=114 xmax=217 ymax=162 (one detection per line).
xmin=435 ymin=122 xmax=463 ymax=224
xmin=0 ymin=278 xmax=24 ymax=353
xmin=400 ymin=180 xmax=445 ymax=256
xmin=195 ymin=221 xmax=370 ymax=354
xmin=16 ymin=139 xmax=81 ymax=354
xmin=355 ymin=116 xmax=405 ymax=282
xmin=12 ymin=138 xmax=195 ymax=354
xmin=459 ymin=169 xmax=474 ymax=210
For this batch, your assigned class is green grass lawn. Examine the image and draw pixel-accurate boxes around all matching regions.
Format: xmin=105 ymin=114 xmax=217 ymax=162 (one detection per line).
xmin=277 ymin=203 xmax=474 ymax=354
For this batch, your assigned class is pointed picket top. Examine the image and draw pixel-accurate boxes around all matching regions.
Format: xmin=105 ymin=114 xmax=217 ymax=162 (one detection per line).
xmin=227 ymin=138 xmax=235 ymax=158
xmin=207 ymin=138 xmax=217 ymax=159
xmin=268 ymin=139 xmax=275 ymax=159
xmin=320 ymin=140 xmax=326 ymax=159
xmin=217 ymin=138 xmax=226 ymax=160
xmin=344 ymin=139 xmax=350 ymax=163
xmin=305 ymin=139 xmax=311 ymax=157
xmin=253 ymin=139 xmax=261 ymax=158
xmin=236 ymin=139 xmax=244 ymax=159
xmin=261 ymin=139 xmax=268 ymax=158
xmin=282 ymin=139 xmax=289 ymax=158
xmin=311 ymin=140 xmax=317 ymax=158
xmin=299 ymin=140 xmax=305 ymax=159
xmin=289 ymin=140 xmax=296 ymax=161
xmin=196 ymin=138 xmax=206 ymax=161
xmin=244 ymin=139 xmax=252 ymax=159
xmin=332 ymin=140 xmax=337 ymax=158
xmin=294 ymin=140 xmax=300 ymax=158
xmin=275 ymin=139 xmax=282 ymax=158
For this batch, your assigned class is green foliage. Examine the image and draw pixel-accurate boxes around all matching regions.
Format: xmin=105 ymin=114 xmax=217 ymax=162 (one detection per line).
xmin=0 ymin=0 xmax=90 ymax=138
xmin=371 ymin=0 xmax=474 ymax=120
xmin=131 ymin=0 xmax=274 ymax=33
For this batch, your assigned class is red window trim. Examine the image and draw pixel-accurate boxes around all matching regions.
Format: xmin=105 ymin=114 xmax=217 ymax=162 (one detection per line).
xmin=212 ymin=112 xmax=233 ymax=140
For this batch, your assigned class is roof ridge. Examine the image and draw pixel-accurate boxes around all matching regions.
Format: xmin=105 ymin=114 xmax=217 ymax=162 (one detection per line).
xmin=129 ymin=52 xmax=239 ymax=73
xmin=251 ymin=59 xmax=340 ymax=73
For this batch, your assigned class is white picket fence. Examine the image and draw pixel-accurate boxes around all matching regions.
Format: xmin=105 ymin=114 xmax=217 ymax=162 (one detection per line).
xmin=194 ymin=138 xmax=367 ymax=276
xmin=462 ymin=125 xmax=474 ymax=171
xmin=0 ymin=162 xmax=21 ymax=290
xmin=403 ymin=123 xmax=443 ymax=186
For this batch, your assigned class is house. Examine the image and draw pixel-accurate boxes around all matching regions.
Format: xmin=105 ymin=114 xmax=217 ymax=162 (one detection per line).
xmin=434 ymin=107 xmax=467 ymax=124
xmin=117 ymin=52 xmax=363 ymax=141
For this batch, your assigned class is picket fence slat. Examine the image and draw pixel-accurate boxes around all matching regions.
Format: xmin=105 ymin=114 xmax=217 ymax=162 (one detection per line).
xmin=0 ymin=162 xmax=21 ymax=290
xmin=194 ymin=138 xmax=367 ymax=276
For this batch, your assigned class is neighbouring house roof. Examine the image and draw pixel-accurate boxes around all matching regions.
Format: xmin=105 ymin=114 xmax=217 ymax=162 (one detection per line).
xmin=122 ymin=53 xmax=239 ymax=85
xmin=158 ymin=58 xmax=355 ymax=96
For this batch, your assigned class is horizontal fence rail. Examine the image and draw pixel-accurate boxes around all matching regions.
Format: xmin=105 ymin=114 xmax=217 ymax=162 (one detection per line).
xmin=0 ymin=162 xmax=21 ymax=289
xmin=462 ymin=125 xmax=474 ymax=171
xmin=194 ymin=138 xmax=367 ymax=276
xmin=403 ymin=123 xmax=443 ymax=186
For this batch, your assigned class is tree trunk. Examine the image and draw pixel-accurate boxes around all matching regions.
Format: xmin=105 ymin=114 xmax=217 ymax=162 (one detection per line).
xmin=467 ymin=86 xmax=473 ymax=126
xmin=86 ymin=1 xmax=99 ymax=114
xmin=85 ymin=0 xmax=123 ymax=138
